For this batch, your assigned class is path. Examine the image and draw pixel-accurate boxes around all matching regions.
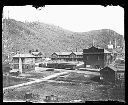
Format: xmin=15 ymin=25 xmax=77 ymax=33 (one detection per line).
xmin=3 ymin=67 xmax=100 ymax=92
xmin=3 ymin=71 xmax=68 ymax=92
xmin=35 ymin=67 xmax=100 ymax=75
xmin=55 ymin=69 xmax=100 ymax=76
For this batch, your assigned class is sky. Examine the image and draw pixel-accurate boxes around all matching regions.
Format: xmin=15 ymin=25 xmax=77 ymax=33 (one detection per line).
xmin=3 ymin=5 xmax=124 ymax=35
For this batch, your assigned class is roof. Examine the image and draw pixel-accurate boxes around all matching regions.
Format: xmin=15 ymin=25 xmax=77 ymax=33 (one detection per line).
xmin=53 ymin=52 xmax=83 ymax=56
xmin=83 ymin=46 xmax=111 ymax=54
xmin=10 ymin=69 xmax=19 ymax=73
xmin=107 ymin=65 xmax=118 ymax=71
xmin=115 ymin=58 xmax=125 ymax=63
xmin=104 ymin=49 xmax=111 ymax=53
xmin=100 ymin=64 xmax=125 ymax=72
xmin=12 ymin=54 xmax=37 ymax=58
xmin=31 ymin=52 xmax=42 ymax=56
xmin=73 ymin=52 xmax=83 ymax=55
xmin=32 ymin=52 xmax=40 ymax=55
xmin=54 ymin=52 xmax=72 ymax=55
xmin=100 ymin=65 xmax=117 ymax=72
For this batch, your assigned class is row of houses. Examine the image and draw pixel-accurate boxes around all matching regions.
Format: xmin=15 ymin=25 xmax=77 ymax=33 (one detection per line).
xmin=51 ymin=46 xmax=125 ymax=84
xmin=10 ymin=46 xmax=117 ymax=73
xmin=51 ymin=46 xmax=115 ymax=69
xmin=10 ymin=45 xmax=125 ymax=84
xmin=51 ymin=52 xmax=83 ymax=61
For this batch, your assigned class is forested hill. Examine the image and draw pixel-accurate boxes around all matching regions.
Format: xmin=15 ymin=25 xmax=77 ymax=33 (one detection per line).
xmin=2 ymin=19 xmax=124 ymax=59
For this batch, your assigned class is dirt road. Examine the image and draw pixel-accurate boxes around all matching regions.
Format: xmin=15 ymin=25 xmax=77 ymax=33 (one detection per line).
xmin=3 ymin=71 xmax=68 ymax=92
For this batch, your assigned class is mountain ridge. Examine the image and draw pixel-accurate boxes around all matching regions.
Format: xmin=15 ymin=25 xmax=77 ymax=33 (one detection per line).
xmin=2 ymin=19 xmax=124 ymax=59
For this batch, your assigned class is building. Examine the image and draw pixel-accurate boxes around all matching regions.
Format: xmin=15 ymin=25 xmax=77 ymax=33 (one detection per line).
xmin=83 ymin=46 xmax=113 ymax=69
xmin=107 ymin=41 xmax=114 ymax=49
xmin=51 ymin=52 xmax=83 ymax=61
xmin=31 ymin=51 xmax=42 ymax=56
xmin=30 ymin=51 xmax=43 ymax=63
xmin=100 ymin=65 xmax=117 ymax=83
xmin=11 ymin=53 xmax=42 ymax=73
xmin=100 ymin=63 xmax=125 ymax=83
xmin=73 ymin=52 xmax=83 ymax=61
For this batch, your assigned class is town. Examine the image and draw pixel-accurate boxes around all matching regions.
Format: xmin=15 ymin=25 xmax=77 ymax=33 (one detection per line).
xmin=2 ymin=5 xmax=125 ymax=103
xmin=3 ymin=39 xmax=125 ymax=103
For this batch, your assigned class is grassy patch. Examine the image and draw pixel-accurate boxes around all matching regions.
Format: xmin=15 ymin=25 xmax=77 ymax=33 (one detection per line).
xmin=3 ymin=72 xmax=125 ymax=102
xmin=3 ymin=76 xmax=31 ymax=88
xmin=50 ymin=72 xmax=96 ymax=84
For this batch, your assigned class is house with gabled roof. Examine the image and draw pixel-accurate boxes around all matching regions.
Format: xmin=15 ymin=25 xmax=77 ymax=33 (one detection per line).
xmin=100 ymin=58 xmax=125 ymax=83
xmin=51 ymin=51 xmax=83 ymax=61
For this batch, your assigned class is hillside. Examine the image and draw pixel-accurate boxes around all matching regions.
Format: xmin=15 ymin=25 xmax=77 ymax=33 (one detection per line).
xmin=2 ymin=19 xmax=124 ymax=59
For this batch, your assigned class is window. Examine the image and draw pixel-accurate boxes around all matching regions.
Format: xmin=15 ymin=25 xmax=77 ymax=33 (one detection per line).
xmin=22 ymin=65 xmax=25 ymax=69
xmin=13 ymin=64 xmax=19 ymax=69
xmin=13 ymin=58 xmax=19 ymax=63
xmin=26 ymin=65 xmax=28 ymax=69
xmin=87 ymin=56 xmax=88 ymax=60
xmin=31 ymin=65 xmax=33 ymax=68
xmin=98 ymin=56 xmax=99 ymax=60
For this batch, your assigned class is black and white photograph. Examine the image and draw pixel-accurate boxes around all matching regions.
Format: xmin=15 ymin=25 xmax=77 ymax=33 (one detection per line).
xmin=2 ymin=5 xmax=125 ymax=103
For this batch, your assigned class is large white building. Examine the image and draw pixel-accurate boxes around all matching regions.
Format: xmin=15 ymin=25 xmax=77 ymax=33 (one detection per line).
xmin=11 ymin=53 xmax=42 ymax=73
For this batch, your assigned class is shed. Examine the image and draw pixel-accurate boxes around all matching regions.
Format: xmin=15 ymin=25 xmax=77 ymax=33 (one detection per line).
xmin=100 ymin=64 xmax=125 ymax=83
xmin=100 ymin=65 xmax=117 ymax=83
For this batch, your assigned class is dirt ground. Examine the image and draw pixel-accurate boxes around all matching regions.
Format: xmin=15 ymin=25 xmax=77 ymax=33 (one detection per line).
xmin=3 ymin=76 xmax=32 ymax=88
xmin=3 ymin=72 xmax=125 ymax=102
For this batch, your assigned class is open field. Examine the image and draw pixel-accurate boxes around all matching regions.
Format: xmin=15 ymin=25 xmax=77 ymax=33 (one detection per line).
xmin=3 ymin=76 xmax=32 ymax=88
xmin=49 ymin=72 xmax=97 ymax=83
xmin=24 ymin=70 xmax=60 ymax=79
xmin=3 ymin=72 xmax=125 ymax=102
xmin=3 ymin=67 xmax=61 ymax=88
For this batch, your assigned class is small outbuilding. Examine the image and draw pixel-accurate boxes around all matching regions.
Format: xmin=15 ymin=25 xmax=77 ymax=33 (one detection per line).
xmin=100 ymin=63 xmax=125 ymax=83
xmin=100 ymin=65 xmax=117 ymax=83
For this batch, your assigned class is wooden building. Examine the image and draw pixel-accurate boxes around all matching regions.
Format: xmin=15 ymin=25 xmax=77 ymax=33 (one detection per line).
xmin=11 ymin=53 xmax=42 ymax=73
xmin=30 ymin=51 xmax=43 ymax=63
xmin=100 ymin=64 xmax=125 ymax=83
xmin=83 ymin=46 xmax=113 ymax=69
xmin=51 ymin=52 xmax=83 ymax=61
xmin=100 ymin=65 xmax=117 ymax=83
